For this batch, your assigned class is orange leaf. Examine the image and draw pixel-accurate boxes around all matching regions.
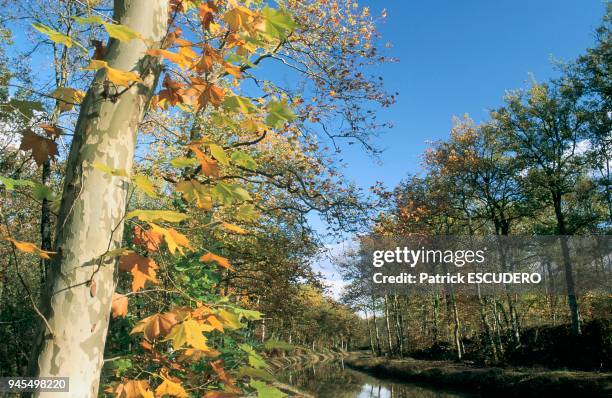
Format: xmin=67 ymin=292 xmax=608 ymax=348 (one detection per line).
xmin=111 ymin=293 xmax=128 ymax=318
xmin=204 ymin=392 xmax=239 ymax=398
xmin=199 ymin=2 xmax=217 ymax=31
xmin=119 ymin=253 xmax=159 ymax=292
xmin=133 ymin=225 xmax=163 ymax=252
xmin=193 ymin=44 xmax=222 ymax=74
xmin=211 ymin=360 xmax=239 ymax=393
xmin=200 ymin=252 xmax=234 ymax=271
xmin=130 ymin=312 xmax=178 ymax=341
xmin=39 ymin=123 xmax=62 ymax=138
xmin=3 ymin=237 xmax=56 ymax=259
xmin=19 ymin=130 xmax=58 ymax=167
xmin=221 ymin=222 xmax=247 ymax=235
xmin=149 ymin=223 xmax=193 ymax=255
xmin=223 ymin=62 xmax=242 ymax=78
xmin=190 ymin=146 xmax=220 ymax=177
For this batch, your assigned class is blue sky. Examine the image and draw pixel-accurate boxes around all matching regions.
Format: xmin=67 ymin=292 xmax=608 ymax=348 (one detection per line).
xmin=312 ymin=0 xmax=608 ymax=296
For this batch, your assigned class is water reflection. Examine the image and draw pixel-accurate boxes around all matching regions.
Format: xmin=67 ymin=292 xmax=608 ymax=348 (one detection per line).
xmin=278 ymin=360 xmax=468 ymax=398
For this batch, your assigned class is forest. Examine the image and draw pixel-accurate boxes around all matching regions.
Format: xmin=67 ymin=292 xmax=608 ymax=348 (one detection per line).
xmin=0 ymin=0 xmax=609 ymax=397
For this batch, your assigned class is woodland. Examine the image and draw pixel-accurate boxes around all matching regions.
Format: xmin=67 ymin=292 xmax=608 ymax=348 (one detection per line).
xmin=0 ymin=0 xmax=609 ymax=397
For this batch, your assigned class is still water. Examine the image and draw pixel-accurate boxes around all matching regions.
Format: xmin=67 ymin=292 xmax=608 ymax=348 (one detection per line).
xmin=278 ymin=360 xmax=470 ymax=398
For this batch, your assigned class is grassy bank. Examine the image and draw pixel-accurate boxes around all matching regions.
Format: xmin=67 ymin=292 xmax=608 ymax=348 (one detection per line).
xmin=345 ymin=353 xmax=612 ymax=397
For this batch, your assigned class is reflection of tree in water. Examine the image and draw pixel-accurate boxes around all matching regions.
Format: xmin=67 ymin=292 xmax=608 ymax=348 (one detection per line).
xmin=278 ymin=361 xmax=466 ymax=398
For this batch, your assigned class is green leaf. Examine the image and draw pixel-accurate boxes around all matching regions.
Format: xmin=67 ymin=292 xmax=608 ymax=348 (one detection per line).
xmin=223 ymin=95 xmax=257 ymax=114
xmin=212 ymin=182 xmax=251 ymax=205
xmin=265 ymin=99 xmax=296 ymax=129
xmin=32 ymin=22 xmax=75 ymax=47
xmin=231 ymin=151 xmax=257 ymax=170
xmin=104 ymin=23 xmax=140 ymax=42
xmin=0 ymin=100 xmax=44 ymax=120
xmin=209 ymin=144 xmax=230 ymax=166
xmin=170 ymin=157 xmax=198 ymax=168
xmin=261 ymin=7 xmax=296 ymax=40
xmin=235 ymin=203 xmax=260 ymax=222
xmin=240 ymin=344 xmax=267 ymax=369
xmin=250 ymin=380 xmax=287 ymax=398
xmin=0 ymin=176 xmax=34 ymax=190
xmin=234 ymin=308 xmax=263 ymax=321
xmin=237 ymin=367 xmax=275 ymax=382
xmin=132 ymin=175 xmax=158 ymax=198
xmin=126 ymin=209 xmax=188 ymax=223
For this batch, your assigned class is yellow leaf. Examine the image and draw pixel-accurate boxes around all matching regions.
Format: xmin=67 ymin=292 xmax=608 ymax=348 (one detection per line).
xmin=84 ymin=60 xmax=142 ymax=87
xmin=104 ymin=23 xmax=141 ymax=42
xmin=164 ymin=319 xmax=213 ymax=351
xmin=221 ymin=222 xmax=247 ymax=235
xmin=175 ymin=180 xmax=212 ymax=209
xmin=155 ymin=379 xmax=188 ymax=398
xmin=92 ymin=162 xmax=129 ymax=177
xmin=126 ymin=210 xmax=188 ymax=223
xmin=50 ymin=87 xmax=86 ymax=112
xmin=223 ymin=6 xmax=255 ymax=32
xmin=209 ymin=144 xmax=229 ymax=166
xmin=217 ymin=309 xmax=243 ymax=330
xmin=3 ymin=237 xmax=56 ymax=259
xmin=132 ymin=175 xmax=158 ymax=198
xmin=200 ymin=252 xmax=234 ymax=271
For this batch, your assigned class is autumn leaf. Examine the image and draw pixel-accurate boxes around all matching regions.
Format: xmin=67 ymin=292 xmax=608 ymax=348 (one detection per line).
xmin=190 ymin=145 xmax=220 ymax=177
xmin=217 ymin=309 xmax=242 ymax=330
xmin=119 ymin=253 xmax=159 ymax=292
xmin=3 ymin=237 xmax=56 ymax=259
xmin=200 ymin=252 xmax=234 ymax=271
xmin=211 ymin=360 xmax=239 ymax=393
xmin=149 ymin=223 xmax=193 ymax=255
xmin=19 ymin=130 xmax=58 ymax=167
xmin=111 ymin=293 xmax=128 ymax=318
xmin=132 ymin=175 xmax=158 ymax=198
xmin=84 ymin=60 xmax=142 ymax=87
xmin=104 ymin=23 xmax=141 ymax=42
xmin=113 ymin=380 xmax=154 ymax=398
xmin=32 ymin=22 xmax=84 ymax=50
xmin=164 ymin=318 xmax=213 ymax=350
xmin=92 ymin=162 xmax=129 ymax=177
xmin=146 ymin=49 xmax=193 ymax=70
xmin=131 ymin=312 xmax=178 ymax=341
xmin=177 ymin=347 xmax=220 ymax=362
xmin=126 ymin=209 xmax=188 ymax=223
xmin=175 ymin=180 xmax=213 ymax=210
xmin=50 ymin=87 xmax=85 ymax=112
xmin=198 ymin=2 xmax=217 ymax=31
xmin=223 ymin=6 xmax=255 ymax=32
xmin=155 ymin=378 xmax=188 ymax=398
xmin=209 ymin=144 xmax=229 ymax=166
xmin=133 ymin=225 xmax=163 ymax=252
xmin=39 ymin=124 xmax=62 ymax=138
xmin=193 ymin=44 xmax=222 ymax=74
xmin=221 ymin=222 xmax=247 ymax=235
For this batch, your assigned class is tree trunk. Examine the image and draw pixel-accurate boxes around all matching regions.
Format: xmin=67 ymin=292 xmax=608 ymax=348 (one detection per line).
xmin=552 ymin=191 xmax=581 ymax=335
xmin=383 ymin=294 xmax=393 ymax=355
xmin=28 ymin=1 xmax=168 ymax=396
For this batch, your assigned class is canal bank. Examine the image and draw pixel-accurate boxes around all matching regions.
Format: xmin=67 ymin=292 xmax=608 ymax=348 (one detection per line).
xmin=344 ymin=353 xmax=612 ymax=397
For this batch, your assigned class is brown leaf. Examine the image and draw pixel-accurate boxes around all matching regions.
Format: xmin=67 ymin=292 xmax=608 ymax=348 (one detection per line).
xmin=119 ymin=253 xmax=159 ymax=292
xmin=130 ymin=312 xmax=178 ymax=341
xmin=199 ymin=2 xmax=217 ymax=31
xmin=3 ymin=237 xmax=56 ymax=259
xmin=111 ymin=293 xmax=128 ymax=318
xmin=19 ymin=129 xmax=58 ymax=167
xmin=92 ymin=39 xmax=107 ymax=60
xmin=89 ymin=280 xmax=97 ymax=297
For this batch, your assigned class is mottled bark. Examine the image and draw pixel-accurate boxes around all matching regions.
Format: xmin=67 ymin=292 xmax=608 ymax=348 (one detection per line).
xmin=28 ymin=1 xmax=168 ymax=396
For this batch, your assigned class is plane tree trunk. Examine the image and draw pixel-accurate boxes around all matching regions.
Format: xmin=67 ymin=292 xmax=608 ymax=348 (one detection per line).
xmin=28 ymin=1 xmax=168 ymax=396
